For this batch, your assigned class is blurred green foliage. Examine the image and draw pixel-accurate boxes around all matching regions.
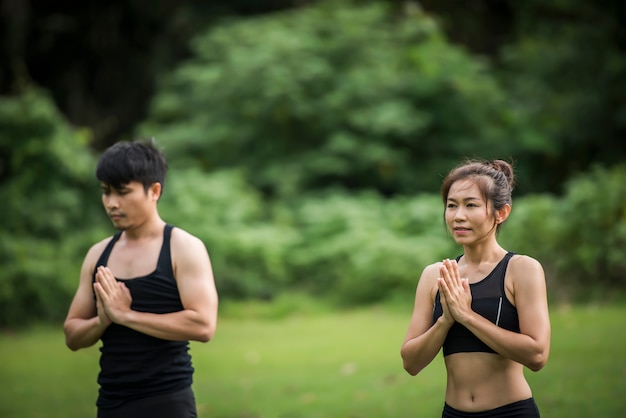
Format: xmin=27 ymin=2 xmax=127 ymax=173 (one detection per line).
xmin=159 ymin=169 xmax=457 ymax=302
xmin=142 ymin=1 xmax=539 ymax=196
xmin=1 ymin=88 xmax=625 ymax=328
xmin=500 ymin=164 xmax=626 ymax=300
xmin=1 ymin=1 xmax=625 ymax=327
xmin=159 ymin=168 xmax=298 ymax=299
xmin=556 ymin=165 xmax=626 ymax=287
xmin=498 ymin=9 xmax=626 ymax=192
xmin=0 ymin=89 xmax=109 ymax=327
xmin=159 ymin=163 xmax=626 ymax=307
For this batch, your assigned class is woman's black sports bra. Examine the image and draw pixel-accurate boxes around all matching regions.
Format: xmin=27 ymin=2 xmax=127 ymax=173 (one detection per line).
xmin=432 ymin=252 xmax=520 ymax=356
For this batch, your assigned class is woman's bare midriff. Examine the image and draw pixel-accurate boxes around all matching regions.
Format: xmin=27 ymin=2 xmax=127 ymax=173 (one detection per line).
xmin=444 ymin=352 xmax=532 ymax=412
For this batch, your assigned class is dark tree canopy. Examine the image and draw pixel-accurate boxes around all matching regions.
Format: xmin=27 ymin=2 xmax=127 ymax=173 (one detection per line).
xmin=0 ymin=0 xmax=311 ymax=150
xmin=1 ymin=0 xmax=625 ymax=189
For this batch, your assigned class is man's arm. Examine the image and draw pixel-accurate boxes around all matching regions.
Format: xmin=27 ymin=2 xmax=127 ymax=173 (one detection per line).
xmin=95 ymin=228 xmax=218 ymax=342
xmin=64 ymin=240 xmax=112 ymax=351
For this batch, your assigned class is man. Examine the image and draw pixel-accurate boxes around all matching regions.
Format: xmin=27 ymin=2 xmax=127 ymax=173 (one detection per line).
xmin=64 ymin=139 xmax=218 ymax=418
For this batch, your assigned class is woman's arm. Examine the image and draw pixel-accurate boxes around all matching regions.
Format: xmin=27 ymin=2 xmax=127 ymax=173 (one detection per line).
xmin=401 ymin=263 xmax=454 ymax=376
xmin=440 ymin=256 xmax=551 ymax=371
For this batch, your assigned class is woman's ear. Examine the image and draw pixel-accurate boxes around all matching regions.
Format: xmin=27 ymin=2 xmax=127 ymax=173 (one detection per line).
xmin=496 ymin=204 xmax=512 ymax=224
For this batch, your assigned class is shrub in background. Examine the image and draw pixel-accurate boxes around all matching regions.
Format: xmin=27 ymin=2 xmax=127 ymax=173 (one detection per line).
xmin=0 ymin=89 xmax=107 ymax=327
xmin=159 ymin=168 xmax=299 ymax=300
xmin=143 ymin=0 xmax=528 ymax=197
xmin=286 ymin=192 xmax=456 ymax=304
xmin=554 ymin=165 xmax=626 ymax=289
xmin=163 ymin=176 xmax=458 ymax=305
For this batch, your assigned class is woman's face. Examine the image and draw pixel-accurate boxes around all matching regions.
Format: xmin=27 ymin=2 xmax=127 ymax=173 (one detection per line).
xmin=444 ymin=179 xmax=496 ymax=246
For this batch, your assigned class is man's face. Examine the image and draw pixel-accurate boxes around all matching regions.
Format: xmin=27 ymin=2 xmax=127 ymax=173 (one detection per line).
xmin=100 ymin=180 xmax=158 ymax=230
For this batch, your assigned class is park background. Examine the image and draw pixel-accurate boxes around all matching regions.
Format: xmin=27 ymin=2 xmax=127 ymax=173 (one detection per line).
xmin=0 ymin=0 xmax=625 ymax=417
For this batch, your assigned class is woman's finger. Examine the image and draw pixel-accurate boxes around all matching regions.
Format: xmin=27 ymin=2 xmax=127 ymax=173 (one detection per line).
xmin=449 ymin=259 xmax=464 ymax=288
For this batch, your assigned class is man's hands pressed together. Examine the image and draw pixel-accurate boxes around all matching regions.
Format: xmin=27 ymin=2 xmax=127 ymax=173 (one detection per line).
xmin=94 ymin=266 xmax=132 ymax=325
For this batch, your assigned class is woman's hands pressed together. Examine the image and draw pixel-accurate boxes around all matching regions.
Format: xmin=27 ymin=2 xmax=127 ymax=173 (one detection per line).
xmin=438 ymin=259 xmax=473 ymax=325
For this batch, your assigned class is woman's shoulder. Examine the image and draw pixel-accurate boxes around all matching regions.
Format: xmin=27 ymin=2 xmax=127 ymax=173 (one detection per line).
xmin=423 ymin=260 xmax=444 ymax=276
xmin=509 ymin=253 xmax=543 ymax=271
xmin=418 ymin=261 xmax=444 ymax=288
xmin=508 ymin=253 xmax=546 ymax=284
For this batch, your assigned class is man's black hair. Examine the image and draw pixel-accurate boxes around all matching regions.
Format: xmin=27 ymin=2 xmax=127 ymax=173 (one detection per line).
xmin=96 ymin=139 xmax=167 ymax=195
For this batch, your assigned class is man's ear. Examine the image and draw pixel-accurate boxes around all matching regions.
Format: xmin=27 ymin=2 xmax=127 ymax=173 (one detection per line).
xmin=149 ymin=182 xmax=162 ymax=201
xmin=496 ymin=203 xmax=512 ymax=224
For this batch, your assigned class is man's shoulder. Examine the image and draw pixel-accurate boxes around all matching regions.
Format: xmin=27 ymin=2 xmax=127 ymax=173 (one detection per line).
xmin=88 ymin=235 xmax=116 ymax=256
xmin=170 ymin=226 xmax=205 ymax=247
xmin=81 ymin=235 xmax=116 ymax=271
xmin=169 ymin=226 xmax=210 ymax=267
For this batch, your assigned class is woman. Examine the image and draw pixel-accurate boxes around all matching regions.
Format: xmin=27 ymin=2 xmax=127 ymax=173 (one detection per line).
xmin=401 ymin=159 xmax=550 ymax=417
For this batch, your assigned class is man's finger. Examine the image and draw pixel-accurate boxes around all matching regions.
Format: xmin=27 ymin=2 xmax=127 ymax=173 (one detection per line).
xmin=93 ymin=282 xmax=107 ymax=304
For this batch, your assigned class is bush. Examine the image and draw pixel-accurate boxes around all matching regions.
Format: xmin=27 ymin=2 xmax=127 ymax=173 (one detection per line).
xmin=286 ymin=192 xmax=456 ymax=304
xmin=499 ymin=194 xmax=561 ymax=266
xmin=143 ymin=0 xmax=529 ymax=197
xmin=159 ymin=168 xmax=299 ymax=299
xmin=554 ymin=164 xmax=626 ymax=288
xmin=162 ymin=176 xmax=458 ymax=305
xmin=0 ymin=89 xmax=107 ymax=328
xmin=500 ymin=165 xmax=626 ymax=300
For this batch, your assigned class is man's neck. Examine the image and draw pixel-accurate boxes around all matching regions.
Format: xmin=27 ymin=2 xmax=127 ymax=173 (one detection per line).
xmin=121 ymin=217 xmax=166 ymax=243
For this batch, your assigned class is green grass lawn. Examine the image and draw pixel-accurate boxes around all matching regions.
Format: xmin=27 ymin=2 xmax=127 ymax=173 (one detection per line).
xmin=0 ymin=304 xmax=625 ymax=417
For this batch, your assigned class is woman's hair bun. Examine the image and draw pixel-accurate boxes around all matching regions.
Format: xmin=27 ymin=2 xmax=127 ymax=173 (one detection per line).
xmin=489 ymin=159 xmax=515 ymax=190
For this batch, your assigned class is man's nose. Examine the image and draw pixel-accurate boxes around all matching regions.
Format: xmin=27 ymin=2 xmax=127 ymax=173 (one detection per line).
xmin=104 ymin=194 xmax=120 ymax=209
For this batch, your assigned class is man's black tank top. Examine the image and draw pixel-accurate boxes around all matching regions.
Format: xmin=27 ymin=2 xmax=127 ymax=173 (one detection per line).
xmin=93 ymin=224 xmax=194 ymax=408
xmin=432 ymin=252 xmax=520 ymax=356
